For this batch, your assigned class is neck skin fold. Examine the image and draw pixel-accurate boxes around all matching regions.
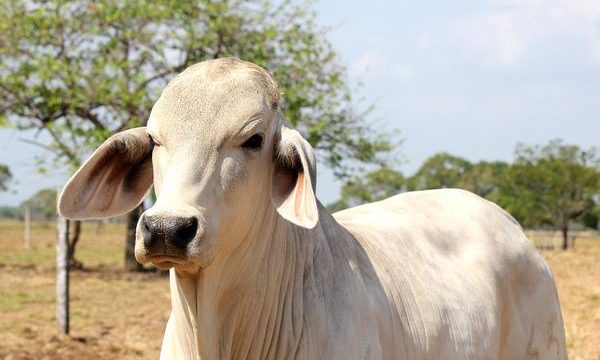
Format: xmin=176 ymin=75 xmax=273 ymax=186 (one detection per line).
xmin=164 ymin=202 xmax=332 ymax=360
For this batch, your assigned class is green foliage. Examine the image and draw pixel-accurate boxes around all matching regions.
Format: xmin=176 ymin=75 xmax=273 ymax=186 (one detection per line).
xmin=460 ymin=161 xmax=509 ymax=199
xmin=408 ymin=152 xmax=472 ymax=190
xmin=404 ymin=153 xmax=509 ymax=198
xmin=327 ymin=166 xmax=405 ymax=212
xmin=496 ymin=140 xmax=600 ymax=231
xmin=582 ymin=206 xmax=599 ymax=229
xmin=328 ymin=141 xmax=598 ymax=239
xmin=0 ymin=0 xmax=395 ymax=176
xmin=328 ymin=153 xmax=511 ymax=211
xmin=0 ymin=163 xmax=11 ymax=191
xmin=21 ymin=188 xmax=58 ymax=221
xmin=0 ymin=206 xmax=21 ymax=219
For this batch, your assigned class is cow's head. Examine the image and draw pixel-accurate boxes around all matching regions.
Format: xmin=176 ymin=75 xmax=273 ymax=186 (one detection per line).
xmin=58 ymin=58 xmax=318 ymax=271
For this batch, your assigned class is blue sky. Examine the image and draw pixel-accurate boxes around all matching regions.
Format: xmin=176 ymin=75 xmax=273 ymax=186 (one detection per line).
xmin=314 ymin=0 xmax=600 ymax=201
xmin=1 ymin=0 xmax=599 ymax=206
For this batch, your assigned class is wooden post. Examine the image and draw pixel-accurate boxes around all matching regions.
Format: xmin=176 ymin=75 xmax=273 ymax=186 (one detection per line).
xmin=24 ymin=206 xmax=31 ymax=250
xmin=56 ymin=213 xmax=70 ymax=334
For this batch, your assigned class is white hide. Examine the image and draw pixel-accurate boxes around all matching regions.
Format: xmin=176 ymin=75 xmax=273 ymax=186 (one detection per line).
xmin=58 ymin=58 xmax=566 ymax=360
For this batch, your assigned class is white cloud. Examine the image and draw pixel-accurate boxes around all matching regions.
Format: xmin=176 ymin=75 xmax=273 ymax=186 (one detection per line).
xmin=432 ymin=0 xmax=600 ymax=68
xmin=454 ymin=12 xmax=527 ymax=67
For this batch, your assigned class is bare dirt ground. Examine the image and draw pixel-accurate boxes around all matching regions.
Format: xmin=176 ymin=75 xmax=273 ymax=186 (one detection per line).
xmin=0 ymin=221 xmax=169 ymax=359
xmin=0 ymin=220 xmax=598 ymax=359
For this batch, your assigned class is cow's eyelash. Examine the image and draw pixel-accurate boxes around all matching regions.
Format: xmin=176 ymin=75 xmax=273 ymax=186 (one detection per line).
xmin=241 ymin=133 xmax=263 ymax=150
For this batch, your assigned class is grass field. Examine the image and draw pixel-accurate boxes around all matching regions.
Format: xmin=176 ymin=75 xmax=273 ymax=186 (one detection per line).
xmin=0 ymin=220 xmax=598 ymax=359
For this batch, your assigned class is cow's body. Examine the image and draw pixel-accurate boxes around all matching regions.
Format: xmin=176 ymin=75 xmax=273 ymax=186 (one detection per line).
xmin=58 ymin=58 xmax=566 ymax=360
xmin=334 ymin=189 xmax=565 ymax=360
xmin=159 ymin=189 xmax=566 ymax=359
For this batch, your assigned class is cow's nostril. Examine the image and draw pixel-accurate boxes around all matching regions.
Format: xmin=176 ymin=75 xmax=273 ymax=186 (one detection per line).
xmin=173 ymin=217 xmax=198 ymax=250
xmin=142 ymin=214 xmax=155 ymax=247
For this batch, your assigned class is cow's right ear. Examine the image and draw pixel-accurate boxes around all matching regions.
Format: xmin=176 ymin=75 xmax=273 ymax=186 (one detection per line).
xmin=58 ymin=127 xmax=153 ymax=220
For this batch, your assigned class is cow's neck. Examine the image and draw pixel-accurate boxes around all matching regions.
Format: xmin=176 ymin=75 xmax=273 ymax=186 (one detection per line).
xmin=167 ymin=204 xmax=327 ymax=359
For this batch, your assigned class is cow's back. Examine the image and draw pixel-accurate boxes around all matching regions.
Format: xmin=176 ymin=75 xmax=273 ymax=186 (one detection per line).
xmin=332 ymin=189 xmax=566 ymax=360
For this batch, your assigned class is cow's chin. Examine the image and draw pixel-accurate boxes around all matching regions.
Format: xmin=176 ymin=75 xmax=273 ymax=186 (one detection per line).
xmin=134 ymin=236 xmax=215 ymax=273
xmin=137 ymin=252 xmax=210 ymax=273
xmin=147 ymin=255 xmax=188 ymax=270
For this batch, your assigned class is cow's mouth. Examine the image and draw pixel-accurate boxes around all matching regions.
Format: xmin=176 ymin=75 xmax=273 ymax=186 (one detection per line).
xmin=148 ymin=255 xmax=187 ymax=270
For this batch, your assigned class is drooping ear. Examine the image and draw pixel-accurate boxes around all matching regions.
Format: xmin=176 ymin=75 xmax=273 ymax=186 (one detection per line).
xmin=58 ymin=127 xmax=153 ymax=220
xmin=271 ymin=126 xmax=318 ymax=228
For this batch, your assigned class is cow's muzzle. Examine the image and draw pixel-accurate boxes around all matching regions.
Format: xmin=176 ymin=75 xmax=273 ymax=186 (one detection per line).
xmin=138 ymin=213 xmax=205 ymax=267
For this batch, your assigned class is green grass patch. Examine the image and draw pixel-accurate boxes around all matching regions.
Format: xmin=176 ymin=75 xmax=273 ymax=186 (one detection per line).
xmin=0 ymin=249 xmax=55 ymax=267
xmin=0 ymin=289 xmax=54 ymax=312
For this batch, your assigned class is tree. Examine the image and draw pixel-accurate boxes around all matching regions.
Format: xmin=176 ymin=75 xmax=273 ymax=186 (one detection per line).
xmin=407 ymin=153 xmax=509 ymax=200
xmin=21 ymin=188 xmax=57 ymax=222
xmin=328 ymin=154 xmax=509 ymax=212
xmin=497 ymin=140 xmax=600 ymax=249
xmin=460 ymin=161 xmax=509 ymax=199
xmin=581 ymin=204 xmax=599 ymax=229
xmin=408 ymin=153 xmax=472 ymax=191
xmin=0 ymin=163 xmax=11 ymax=191
xmin=328 ymin=166 xmax=405 ymax=212
xmin=0 ymin=0 xmax=395 ymax=270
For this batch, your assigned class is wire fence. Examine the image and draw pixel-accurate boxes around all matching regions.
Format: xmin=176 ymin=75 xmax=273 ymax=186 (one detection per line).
xmin=525 ymin=230 xmax=599 ymax=250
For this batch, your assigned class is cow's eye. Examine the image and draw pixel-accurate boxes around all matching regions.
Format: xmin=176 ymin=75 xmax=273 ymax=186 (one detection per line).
xmin=241 ymin=134 xmax=263 ymax=150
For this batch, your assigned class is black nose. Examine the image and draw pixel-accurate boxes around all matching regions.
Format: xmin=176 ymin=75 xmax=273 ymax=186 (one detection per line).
xmin=142 ymin=214 xmax=199 ymax=250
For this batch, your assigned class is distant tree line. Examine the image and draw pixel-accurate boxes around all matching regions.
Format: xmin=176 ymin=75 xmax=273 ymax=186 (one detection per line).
xmin=0 ymin=188 xmax=58 ymax=222
xmin=23 ymin=188 xmax=57 ymax=221
xmin=328 ymin=139 xmax=600 ymax=250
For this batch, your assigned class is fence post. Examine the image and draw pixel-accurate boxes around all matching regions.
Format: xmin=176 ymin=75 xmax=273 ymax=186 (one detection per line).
xmin=24 ymin=206 xmax=31 ymax=250
xmin=56 ymin=212 xmax=70 ymax=334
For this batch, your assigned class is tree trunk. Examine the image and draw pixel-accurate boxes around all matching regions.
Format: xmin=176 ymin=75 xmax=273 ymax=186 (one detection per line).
xmin=561 ymin=224 xmax=569 ymax=250
xmin=125 ymin=204 xmax=145 ymax=271
xmin=67 ymin=220 xmax=83 ymax=269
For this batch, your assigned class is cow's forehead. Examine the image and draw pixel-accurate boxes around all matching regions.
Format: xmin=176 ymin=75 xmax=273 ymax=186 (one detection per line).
xmin=148 ymin=59 xmax=279 ymax=137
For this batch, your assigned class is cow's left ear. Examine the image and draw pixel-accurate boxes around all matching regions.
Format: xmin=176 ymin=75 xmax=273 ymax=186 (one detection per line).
xmin=58 ymin=127 xmax=154 ymax=220
xmin=271 ymin=126 xmax=318 ymax=229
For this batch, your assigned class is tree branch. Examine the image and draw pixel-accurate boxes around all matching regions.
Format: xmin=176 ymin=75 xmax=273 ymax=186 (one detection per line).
xmin=74 ymin=108 xmax=105 ymax=129
xmin=17 ymin=137 xmax=71 ymax=162
xmin=42 ymin=124 xmax=79 ymax=164
xmin=133 ymin=60 xmax=188 ymax=95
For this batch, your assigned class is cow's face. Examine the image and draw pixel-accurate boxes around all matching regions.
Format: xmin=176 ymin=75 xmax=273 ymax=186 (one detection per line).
xmin=58 ymin=59 xmax=318 ymax=271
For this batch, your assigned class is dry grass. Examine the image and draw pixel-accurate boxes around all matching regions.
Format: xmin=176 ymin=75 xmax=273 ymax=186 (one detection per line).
xmin=536 ymin=232 xmax=600 ymax=360
xmin=0 ymin=220 xmax=169 ymax=359
xmin=0 ymin=220 xmax=598 ymax=359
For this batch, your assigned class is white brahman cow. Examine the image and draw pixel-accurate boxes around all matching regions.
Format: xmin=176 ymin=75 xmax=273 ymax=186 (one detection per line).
xmin=58 ymin=58 xmax=566 ymax=359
